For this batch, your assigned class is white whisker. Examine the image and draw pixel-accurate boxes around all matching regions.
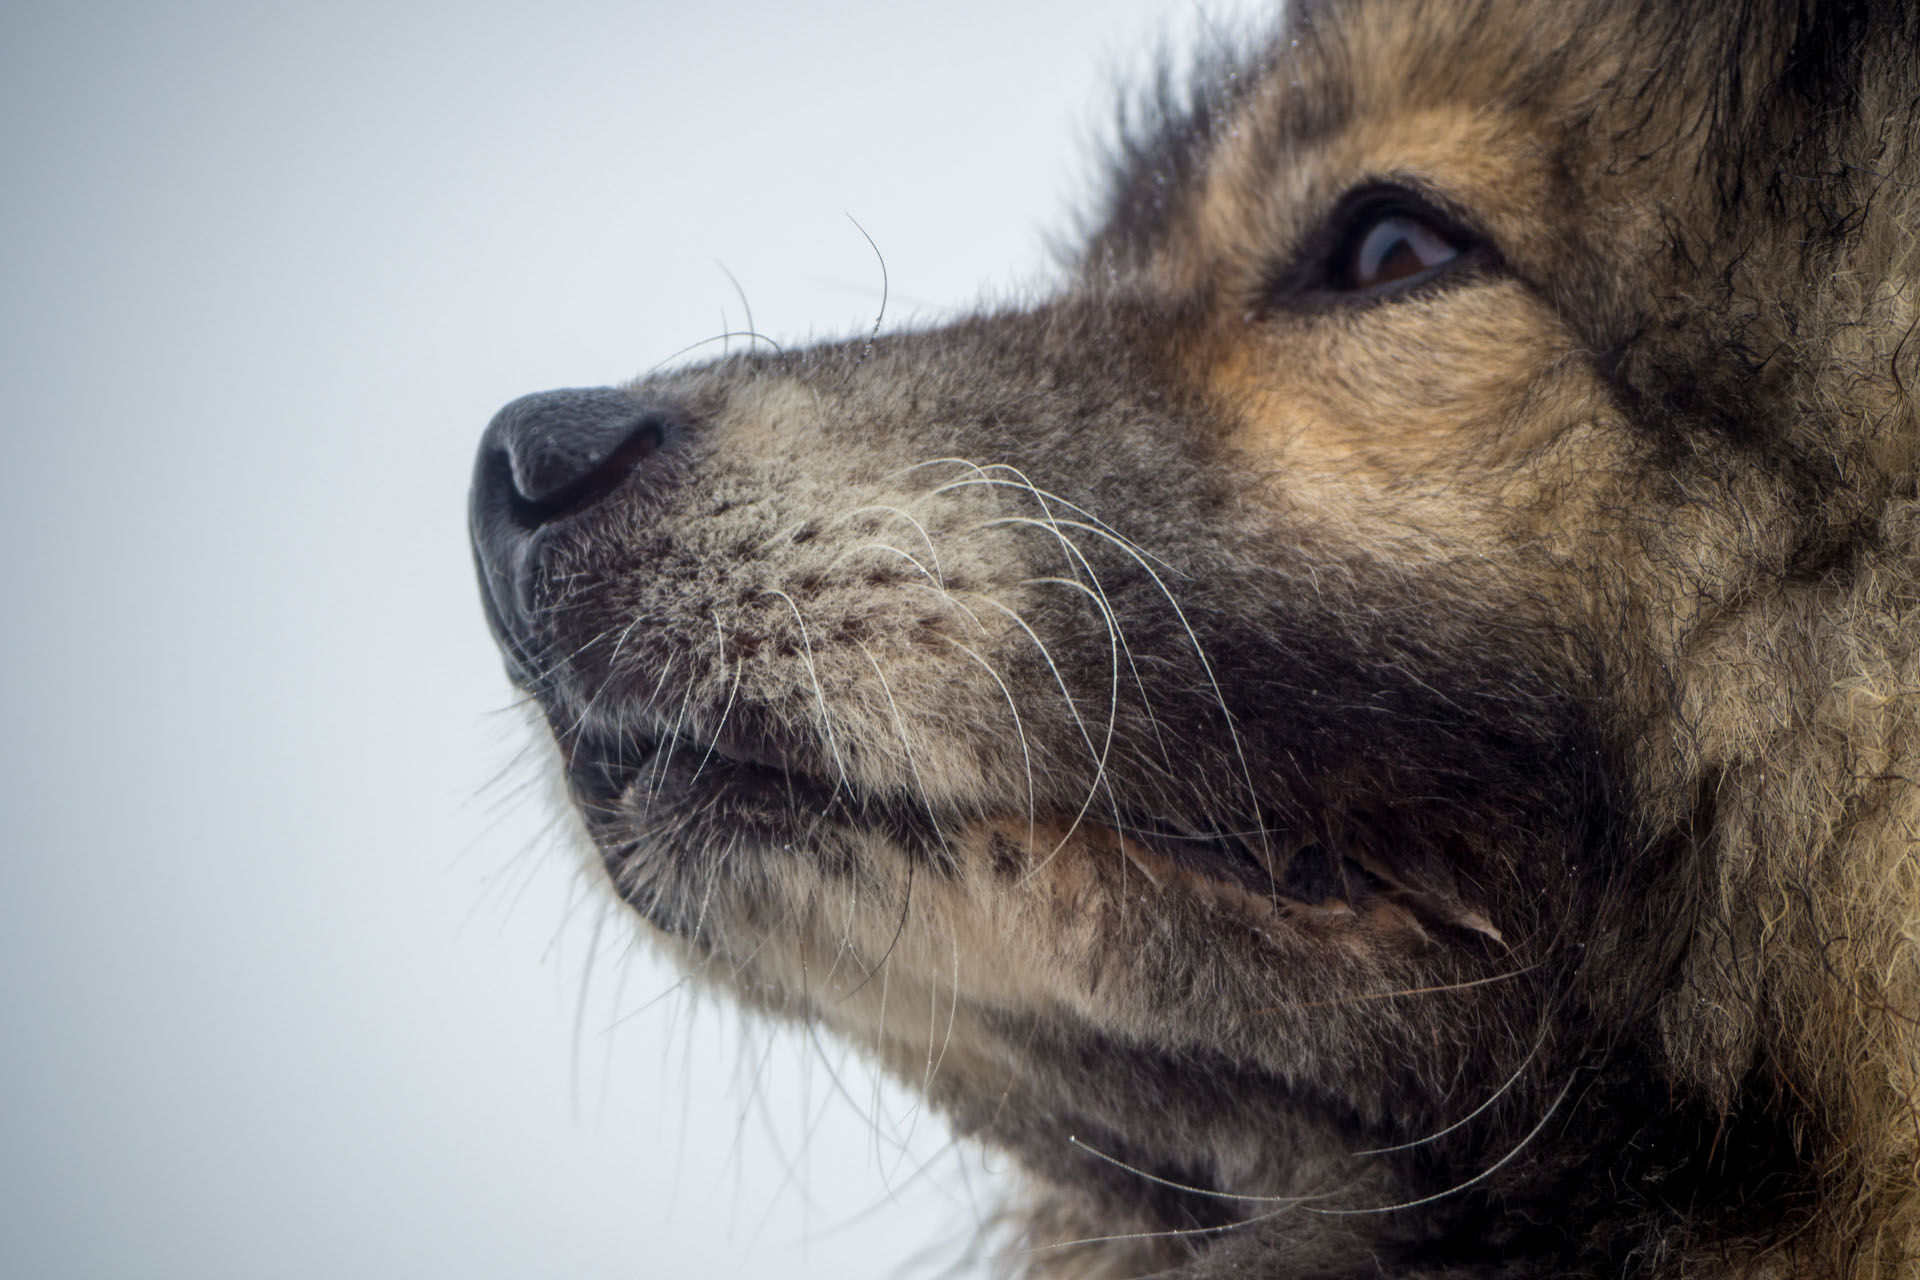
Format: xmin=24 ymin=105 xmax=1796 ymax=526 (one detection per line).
xmin=1309 ymin=1075 xmax=1578 ymax=1217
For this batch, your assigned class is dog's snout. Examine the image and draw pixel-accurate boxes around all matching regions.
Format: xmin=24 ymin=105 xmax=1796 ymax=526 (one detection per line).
xmin=470 ymin=387 xmax=684 ymax=685
xmin=483 ymin=387 xmax=667 ymax=523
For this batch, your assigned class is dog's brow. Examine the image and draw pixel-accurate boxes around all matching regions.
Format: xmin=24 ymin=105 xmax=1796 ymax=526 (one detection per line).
xmin=1081 ymin=40 xmax=1346 ymax=271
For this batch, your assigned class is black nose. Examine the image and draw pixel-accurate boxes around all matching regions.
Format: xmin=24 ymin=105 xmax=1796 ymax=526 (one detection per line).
xmin=469 ymin=387 xmax=677 ymax=684
xmin=482 ymin=387 xmax=667 ymax=522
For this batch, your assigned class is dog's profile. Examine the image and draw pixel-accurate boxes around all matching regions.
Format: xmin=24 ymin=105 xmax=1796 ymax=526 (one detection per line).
xmin=470 ymin=1 xmax=1920 ymax=1274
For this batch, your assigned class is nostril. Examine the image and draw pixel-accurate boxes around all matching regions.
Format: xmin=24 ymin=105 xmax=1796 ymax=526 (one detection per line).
xmin=512 ymin=416 xmax=664 ymax=524
xmin=484 ymin=387 xmax=669 ymax=525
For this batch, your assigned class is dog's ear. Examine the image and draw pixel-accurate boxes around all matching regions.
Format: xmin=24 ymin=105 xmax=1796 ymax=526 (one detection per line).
xmin=1783 ymin=0 xmax=1920 ymax=88
xmin=1778 ymin=1 xmax=1920 ymax=470
xmin=1764 ymin=1 xmax=1920 ymax=161
xmin=1677 ymin=0 xmax=1920 ymax=476
xmin=1691 ymin=0 xmax=1917 ymax=170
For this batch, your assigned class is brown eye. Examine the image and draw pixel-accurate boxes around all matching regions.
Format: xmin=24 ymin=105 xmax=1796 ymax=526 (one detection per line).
xmin=1346 ymin=213 xmax=1463 ymax=290
xmin=1261 ymin=185 xmax=1488 ymax=311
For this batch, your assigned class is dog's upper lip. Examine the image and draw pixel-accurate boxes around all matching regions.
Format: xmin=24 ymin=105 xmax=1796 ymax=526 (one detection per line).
xmin=470 ymin=548 xmax=539 ymax=691
xmin=560 ymin=714 xmax=831 ymax=812
xmin=556 ymin=729 xmax=653 ymax=812
xmin=698 ymin=721 xmax=817 ymax=775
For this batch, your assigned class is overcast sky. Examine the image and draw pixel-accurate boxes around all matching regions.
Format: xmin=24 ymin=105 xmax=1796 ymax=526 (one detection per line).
xmin=0 ymin=3 xmax=1266 ymax=1277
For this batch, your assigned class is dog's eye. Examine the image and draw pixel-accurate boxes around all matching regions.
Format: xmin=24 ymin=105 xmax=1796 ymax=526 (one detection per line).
xmin=1343 ymin=213 xmax=1463 ymax=290
xmin=1265 ymin=186 xmax=1485 ymax=309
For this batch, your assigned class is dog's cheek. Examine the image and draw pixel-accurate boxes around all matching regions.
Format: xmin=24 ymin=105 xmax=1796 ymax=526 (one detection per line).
xmin=1213 ymin=286 xmax=1569 ymax=480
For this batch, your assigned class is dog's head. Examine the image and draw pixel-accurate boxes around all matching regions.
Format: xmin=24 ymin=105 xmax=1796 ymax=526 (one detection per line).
xmin=470 ymin=2 xmax=1920 ymax=1275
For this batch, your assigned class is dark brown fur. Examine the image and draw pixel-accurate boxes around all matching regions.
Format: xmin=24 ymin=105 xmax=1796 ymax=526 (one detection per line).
xmin=469 ymin=2 xmax=1920 ymax=1274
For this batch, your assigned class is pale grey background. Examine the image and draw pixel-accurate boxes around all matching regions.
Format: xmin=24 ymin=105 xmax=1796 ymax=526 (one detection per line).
xmin=0 ymin=2 xmax=1263 ymax=1276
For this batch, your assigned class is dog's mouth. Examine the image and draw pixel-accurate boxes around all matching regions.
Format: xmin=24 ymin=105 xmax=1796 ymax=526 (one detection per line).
xmin=1114 ymin=818 xmax=1345 ymax=902
xmin=557 ymin=720 xmax=839 ymax=819
xmin=554 ymin=715 xmax=955 ymax=869
xmin=555 ymin=718 xmax=1503 ymax=946
xmin=1109 ymin=816 xmax=1506 ymax=943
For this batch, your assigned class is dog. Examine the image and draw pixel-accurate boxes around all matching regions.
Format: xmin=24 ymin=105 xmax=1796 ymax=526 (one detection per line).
xmin=469 ymin=1 xmax=1920 ymax=1274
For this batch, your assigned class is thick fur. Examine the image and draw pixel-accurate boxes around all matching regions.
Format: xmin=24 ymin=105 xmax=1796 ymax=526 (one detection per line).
xmin=469 ymin=2 xmax=1920 ymax=1275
